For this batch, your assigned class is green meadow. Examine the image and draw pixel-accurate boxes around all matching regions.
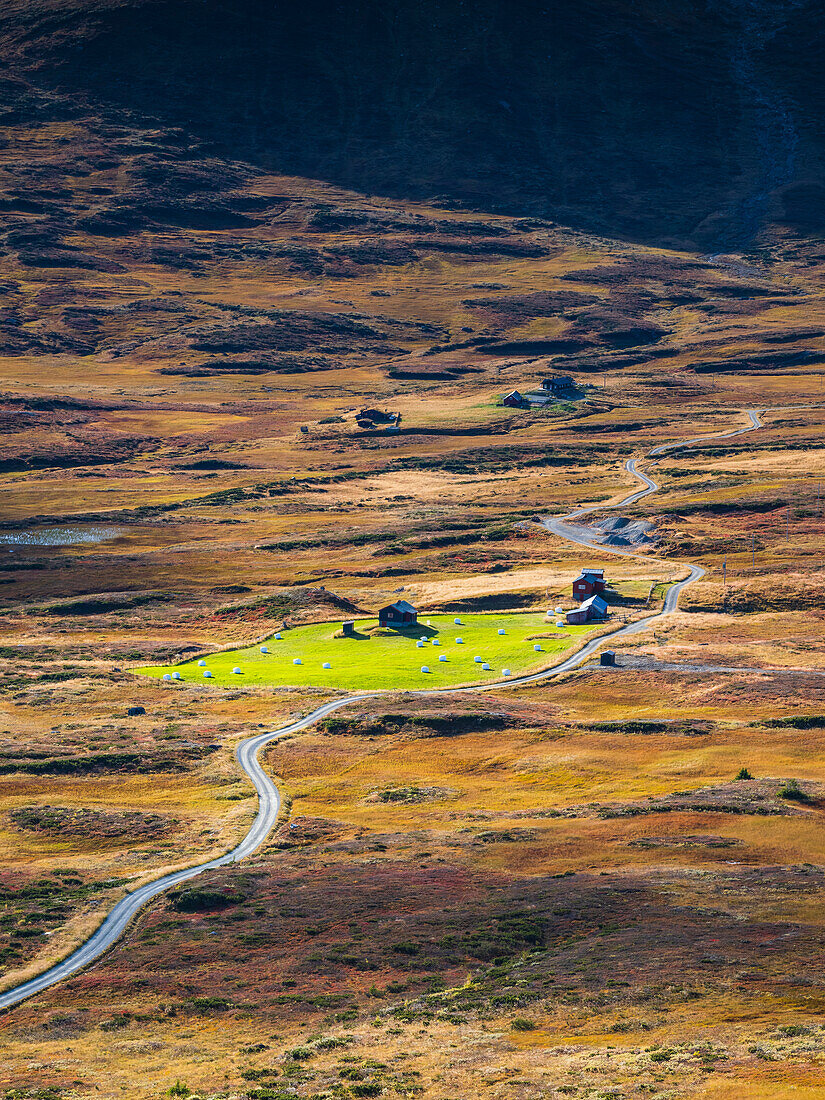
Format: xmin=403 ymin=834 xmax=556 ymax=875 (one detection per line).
xmin=137 ymin=613 xmax=599 ymax=691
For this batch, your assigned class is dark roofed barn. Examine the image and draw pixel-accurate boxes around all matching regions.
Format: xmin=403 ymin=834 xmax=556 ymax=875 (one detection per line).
xmin=565 ymin=594 xmax=608 ymax=625
xmin=541 ymin=375 xmax=574 ymax=394
xmin=378 ymin=600 xmax=418 ymax=628
xmin=502 ymin=389 xmax=527 ymax=408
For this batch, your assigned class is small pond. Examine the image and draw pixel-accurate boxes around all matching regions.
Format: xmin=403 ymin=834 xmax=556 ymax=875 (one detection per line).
xmin=0 ymin=526 xmax=125 ymax=547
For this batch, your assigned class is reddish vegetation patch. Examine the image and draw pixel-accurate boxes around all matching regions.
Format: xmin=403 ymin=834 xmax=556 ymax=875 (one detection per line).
xmin=43 ymin=854 xmax=825 ymax=1032
xmin=270 ymin=815 xmax=349 ymax=849
xmin=9 ymin=804 xmax=175 ymax=839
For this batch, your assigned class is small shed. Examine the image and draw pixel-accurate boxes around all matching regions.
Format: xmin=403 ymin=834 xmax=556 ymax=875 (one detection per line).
xmin=342 ymin=620 xmax=355 ymax=636
xmin=378 ymin=600 xmax=418 ymax=628
xmin=600 ymin=650 xmax=616 ymax=666
xmin=572 ymin=567 xmax=606 ymax=601
xmin=565 ymin=594 xmax=608 ymax=625
xmin=502 ymin=389 xmax=528 ymax=408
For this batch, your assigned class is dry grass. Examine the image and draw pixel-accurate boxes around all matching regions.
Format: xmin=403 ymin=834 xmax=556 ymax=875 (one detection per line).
xmin=0 ymin=140 xmax=825 ymax=1096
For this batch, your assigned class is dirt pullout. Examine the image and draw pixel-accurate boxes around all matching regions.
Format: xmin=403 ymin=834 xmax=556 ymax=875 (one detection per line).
xmin=542 ymin=514 xmax=656 ymax=548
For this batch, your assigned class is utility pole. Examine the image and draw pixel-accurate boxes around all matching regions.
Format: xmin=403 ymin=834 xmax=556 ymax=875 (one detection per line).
xmin=752 ymin=533 xmax=756 ymax=567
xmin=787 ymin=502 xmax=791 ymax=543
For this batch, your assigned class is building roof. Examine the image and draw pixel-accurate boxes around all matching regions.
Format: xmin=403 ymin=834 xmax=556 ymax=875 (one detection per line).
xmin=576 ymin=568 xmax=604 ymax=579
xmin=380 ymin=599 xmax=417 ymax=614
xmin=580 ymin=594 xmax=608 ymax=615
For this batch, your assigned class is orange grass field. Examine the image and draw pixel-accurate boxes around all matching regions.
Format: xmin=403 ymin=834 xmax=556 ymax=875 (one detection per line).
xmin=0 ymin=115 xmax=824 ymax=1096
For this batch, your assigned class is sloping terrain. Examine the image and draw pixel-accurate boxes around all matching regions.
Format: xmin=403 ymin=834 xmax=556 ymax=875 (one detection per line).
xmin=2 ymin=0 xmax=825 ymax=247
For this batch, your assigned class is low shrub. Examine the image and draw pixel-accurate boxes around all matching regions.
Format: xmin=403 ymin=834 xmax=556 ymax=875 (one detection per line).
xmin=170 ymin=888 xmax=241 ymax=912
xmin=778 ymin=779 xmax=809 ymax=802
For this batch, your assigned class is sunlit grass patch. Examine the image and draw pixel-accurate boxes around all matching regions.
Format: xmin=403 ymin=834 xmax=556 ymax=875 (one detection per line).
xmin=137 ymin=613 xmax=598 ymax=691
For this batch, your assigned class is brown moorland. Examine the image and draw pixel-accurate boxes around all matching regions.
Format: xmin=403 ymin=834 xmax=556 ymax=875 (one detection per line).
xmin=0 ymin=5 xmax=825 ymax=1097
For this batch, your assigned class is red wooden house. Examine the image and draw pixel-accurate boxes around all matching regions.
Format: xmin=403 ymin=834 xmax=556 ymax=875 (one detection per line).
xmin=572 ymin=568 xmax=606 ymax=602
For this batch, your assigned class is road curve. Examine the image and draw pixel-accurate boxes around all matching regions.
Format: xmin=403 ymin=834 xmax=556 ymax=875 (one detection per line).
xmin=0 ymin=694 xmax=373 ymax=1012
xmin=0 ymin=407 xmax=768 ymax=1012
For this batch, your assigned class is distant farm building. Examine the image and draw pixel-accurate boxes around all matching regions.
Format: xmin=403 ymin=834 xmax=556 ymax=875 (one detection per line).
xmin=503 ymin=375 xmax=580 ymax=409
xmin=572 ymin=567 xmax=606 ymax=601
xmin=503 ymin=390 xmax=528 ymax=408
xmin=378 ymin=600 xmax=418 ymax=628
xmin=541 ymin=375 xmax=574 ymax=395
xmin=565 ymin=594 xmax=607 ymax=625
xmin=357 ymin=407 xmax=399 ymax=429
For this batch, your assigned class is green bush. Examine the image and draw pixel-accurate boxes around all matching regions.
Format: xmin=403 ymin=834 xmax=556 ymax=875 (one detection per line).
xmin=511 ymin=1017 xmax=536 ymax=1031
xmin=778 ymin=778 xmax=809 ymax=802
xmin=392 ymin=941 xmax=420 ymax=956
xmin=761 ymin=716 xmax=825 ymax=730
xmin=170 ymin=888 xmax=241 ymax=912
xmin=735 ymin=767 xmax=753 ymax=780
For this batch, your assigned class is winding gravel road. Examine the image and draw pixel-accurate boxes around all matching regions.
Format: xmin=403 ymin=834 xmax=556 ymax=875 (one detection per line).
xmin=0 ymin=408 xmax=769 ymax=1012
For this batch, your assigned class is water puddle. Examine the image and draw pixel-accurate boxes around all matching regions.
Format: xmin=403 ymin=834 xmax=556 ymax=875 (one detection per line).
xmin=0 ymin=526 xmax=125 ymax=547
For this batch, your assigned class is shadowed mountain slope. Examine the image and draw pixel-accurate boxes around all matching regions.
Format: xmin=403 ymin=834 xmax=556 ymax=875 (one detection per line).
xmin=2 ymin=0 xmax=825 ymax=247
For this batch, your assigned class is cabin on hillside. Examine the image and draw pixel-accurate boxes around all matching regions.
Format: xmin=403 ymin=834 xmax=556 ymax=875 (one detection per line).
xmin=572 ymin=567 xmax=606 ymax=602
xmin=378 ymin=600 xmax=418 ymax=628
xmin=502 ymin=389 xmax=528 ymax=408
xmin=565 ymin=594 xmax=607 ymax=625
xmin=541 ymin=375 xmax=574 ymax=395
